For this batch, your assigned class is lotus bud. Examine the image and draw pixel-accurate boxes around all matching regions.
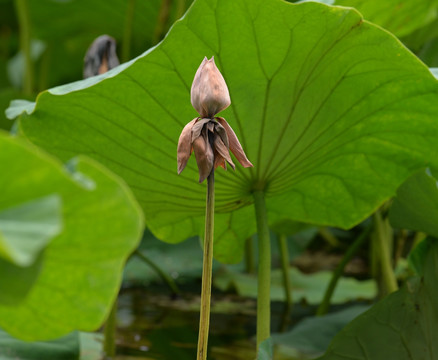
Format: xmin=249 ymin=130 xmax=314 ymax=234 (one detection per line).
xmin=178 ymin=57 xmax=252 ymax=182
xmin=191 ymin=57 xmax=231 ymax=118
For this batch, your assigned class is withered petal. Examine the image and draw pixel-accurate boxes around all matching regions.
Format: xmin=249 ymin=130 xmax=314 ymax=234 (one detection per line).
xmin=191 ymin=118 xmax=209 ymax=142
xmin=214 ymin=150 xmax=226 ymax=170
xmin=207 ymin=122 xmax=214 ymax=133
xmin=177 ymin=118 xmax=198 ymax=174
xmin=214 ymin=122 xmax=229 ymax=149
xmin=216 ymin=117 xmax=253 ymax=168
xmin=214 ymin=135 xmax=235 ymax=170
xmin=193 ymin=129 xmax=214 ymax=183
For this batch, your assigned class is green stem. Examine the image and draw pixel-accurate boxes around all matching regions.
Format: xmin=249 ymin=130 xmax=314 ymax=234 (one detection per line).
xmin=245 ymin=236 xmax=255 ymax=274
xmin=412 ymin=231 xmax=426 ymax=249
xmin=176 ymin=0 xmax=187 ymax=19
xmin=316 ymin=225 xmax=371 ymax=316
xmin=14 ymin=0 xmax=33 ymax=94
xmin=103 ymin=298 xmax=117 ymax=359
xmin=122 ymin=0 xmax=135 ymax=62
xmin=38 ymin=43 xmax=50 ymax=92
xmin=253 ymin=190 xmax=271 ymax=350
xmin=153 ymin=0 xmax=171 ymax=45
xmin=373 ymin=211 xmax=398 ymax=295
xmin=197 ymin=171 xmax=215 ymax=360
xmin=394 ymin=229 xmax=407 ymax=267
xmin=277 ymin=234 xmax=292 ymax=309
xmin=318 ymin=227 xmax=341 ymax=248
xmin=134 ymin=249 xmax=180 ymax=295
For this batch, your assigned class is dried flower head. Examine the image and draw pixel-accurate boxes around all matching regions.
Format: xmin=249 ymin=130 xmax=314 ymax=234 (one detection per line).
xmin=83 ymin=35 xmax=119 ymax=78
xmin=177 ymin=57 xmax=252 ymax=182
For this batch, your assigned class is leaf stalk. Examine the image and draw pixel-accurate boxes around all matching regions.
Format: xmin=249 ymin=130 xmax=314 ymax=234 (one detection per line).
xmin=253 ymin=190 xmax=271 ymax=350
xmin=373 ymin=210 xmax=398 ymax=295
xmin=317 ymin=225 xmax=371 ymax=316
xmin=103 ymin=298 xmax=117 ymax=359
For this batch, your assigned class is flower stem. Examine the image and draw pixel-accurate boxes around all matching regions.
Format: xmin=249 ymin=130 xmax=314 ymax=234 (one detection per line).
xmin=316 ymin=225 xmax=371 ymax=316
xmin=103 ymin=298 xmax=117 ymax=359
xmin=197 ymin=170 xmax=215 ymax=360
xmin=253 ymin=190 xmax=271 ymax=350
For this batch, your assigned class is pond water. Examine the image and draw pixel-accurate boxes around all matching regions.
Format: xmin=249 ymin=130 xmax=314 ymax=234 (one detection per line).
xmin=113 ymin=286 xmax=317 ymax=360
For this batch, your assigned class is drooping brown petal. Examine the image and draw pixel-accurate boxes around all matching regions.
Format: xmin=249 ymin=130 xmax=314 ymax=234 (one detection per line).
xmin=207 ymin=121 xmax=214 ymax=133
xmin=193 ymin=129 xmax=214 ymax=183
xmin=177 ymin=118 xmax=198 ymax=174
xmin=213 ymin=122 xmax=229 ymax=149
xmin=214 ymin=149 xmax=226 ymax=170
xmin=191 ymin=118 xmax=210 ymax=142
xmin=214 ymin=135 xmax=235 ymax=170
xmin=216 ymin=117 xmax=253 ymax=168
xmin=191 ymin=57 xmax=231 ymax=118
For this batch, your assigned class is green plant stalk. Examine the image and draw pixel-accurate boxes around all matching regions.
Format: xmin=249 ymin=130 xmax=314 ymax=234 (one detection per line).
xmin=316 ymin=225 xmax=371 ymax=316
xmin=318 ymin=227 xmax=341 ymax=248
xmin=134 ymin=249 xmax=180 ymax=295
xmin=197 ymin=170 xmax=215 ymax=360
xmin=103 ymin=298 xmax=117 ymax=359
xmin=176 ymin=0 xmax=187 ymax=19
xmin=394 ymin=229 xmax=407 ymax=267
xmin=14 ymin=0 xmax=33 ymax=95
xmin=245 ymin=236 xmax=255 ymax=274
xmin=253 ymin=190 xmax=271 ymax=349
xmin=277 ymin=234 xmax=292 ymax=309
xmin=153 ymin=0 xmax=171 ymax=45
xmin=38 ymin=43 xmax=51 ymax=92
xmin=412 ymin=231 xmax=427 ymax=249
xmin=122 ymin=0 xmax=135 ymax=63
xmin=373 ymin=211 xmax=398 ymax=294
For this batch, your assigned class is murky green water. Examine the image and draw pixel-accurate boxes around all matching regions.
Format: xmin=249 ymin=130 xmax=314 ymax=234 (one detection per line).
xmin=114 ymin=286 xmax=315 ymax=360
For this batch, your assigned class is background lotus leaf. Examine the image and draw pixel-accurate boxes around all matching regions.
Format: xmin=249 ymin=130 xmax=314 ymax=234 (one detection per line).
xmin=15 ymin=0 xmax=438 ymax=263
xmin=332 ymin=0 xmax=438 ymax=37
xmin=389 ymin=168 xmax=438 ymax=237
xmin=319 ymin=241 xmax=438 ymax=360
xmin=0 ymin=131 xmax=143 ymax=340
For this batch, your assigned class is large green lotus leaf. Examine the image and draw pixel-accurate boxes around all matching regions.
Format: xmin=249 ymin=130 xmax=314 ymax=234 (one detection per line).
xmin=0 ymin=131 xmax=143 ymax=340
xmin=331 ymin=0 xmax=438 ymax=38
xmin=389 ymin=169 xmax=438 ymax=237
xmin=0 ymin=195 xmax=61 ymax=266
xmin=0 ymin=251 xmax=44 ymax=305
xmin=318 ymin=241 xmax=438 ymax=360
xmin=0 ymin=194 xmax=62 ymax=306
xmin=0 ymin=328 xmax=79 ymax=360
xmin=17 ymin=0 xmax=438 ymax=263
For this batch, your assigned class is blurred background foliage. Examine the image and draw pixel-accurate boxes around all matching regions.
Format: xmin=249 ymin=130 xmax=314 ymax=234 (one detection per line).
xmin=1 ymin=0 xmax=438 ymax=359
xmin=2 ymin=0 xmax=438 ymax=130
xmin=0 ymin=0 xmax=192 ymax=130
